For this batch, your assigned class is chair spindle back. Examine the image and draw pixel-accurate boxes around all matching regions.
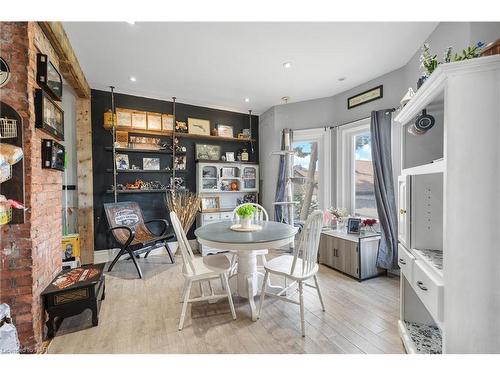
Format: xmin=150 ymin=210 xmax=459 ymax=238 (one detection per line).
xmin=290 ymin=210 xmax=324 ymax=277
xmin=231 ymin=203 xmax=269 ymax=225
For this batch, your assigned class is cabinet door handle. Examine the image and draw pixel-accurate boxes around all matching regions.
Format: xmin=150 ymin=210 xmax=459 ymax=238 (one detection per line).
xmin=399 ymin=258 xmax=406 ymax=265
xmin=400 ymin=208 xmax=407 ymax=214
xmin=416 ymin=281 xmax=428 ymax=291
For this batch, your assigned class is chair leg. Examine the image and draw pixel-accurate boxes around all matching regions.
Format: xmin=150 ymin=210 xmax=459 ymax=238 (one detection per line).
xmin=257 ymin=271 xmax=269 ymax=319
xmin=166 ymin=245 xmax=175 ymax=264
xmin=107 ymin=247 xmax=126 ymax=272
xmin=299 ymin=281 xmax=305 ymax=337
xmin=222 ymin=273 xmax=236 ymax=320
xmin=127 ymin=247 xmax=143 ymax=279
xmin=179 ymin=279 xmax=192 ymax=330
xmin=220 ymin=274 xmax=225 ymax=290
xmin=180 ymin=279 xmax=189 ymax=303
xmin=313 ymin=274 xmax=326 ymax=312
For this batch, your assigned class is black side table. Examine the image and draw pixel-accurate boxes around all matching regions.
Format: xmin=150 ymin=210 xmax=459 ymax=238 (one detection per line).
xmin=41 ymin=263 xmax=105 ymax=338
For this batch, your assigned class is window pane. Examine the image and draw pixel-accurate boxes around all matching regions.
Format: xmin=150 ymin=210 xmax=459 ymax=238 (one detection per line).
xmin=354 ymin=133 xmax=377 ymax=218
xmin=292 ymin=141 xmax=319 ymax=221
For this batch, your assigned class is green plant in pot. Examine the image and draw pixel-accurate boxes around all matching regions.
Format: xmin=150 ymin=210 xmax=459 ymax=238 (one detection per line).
xmin=236 ymin=204 xmax=256 ymax=229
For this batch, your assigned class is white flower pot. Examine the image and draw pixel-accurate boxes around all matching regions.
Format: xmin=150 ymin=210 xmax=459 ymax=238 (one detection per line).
xmin=240 ymin=217 xmax=252 ymax=229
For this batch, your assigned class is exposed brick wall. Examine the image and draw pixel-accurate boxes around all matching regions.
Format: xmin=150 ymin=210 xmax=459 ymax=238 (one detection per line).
xmin=0 ymin=21 xmax=63 ymax=353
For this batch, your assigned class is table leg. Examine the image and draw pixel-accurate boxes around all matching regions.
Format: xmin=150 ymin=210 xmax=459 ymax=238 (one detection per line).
xmin=236 ymin=251 xmax=258 ymax=320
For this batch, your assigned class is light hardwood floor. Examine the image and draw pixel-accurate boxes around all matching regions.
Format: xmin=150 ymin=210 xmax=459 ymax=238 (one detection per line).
xmin=47 ymin=251 xmax=404 ymax=354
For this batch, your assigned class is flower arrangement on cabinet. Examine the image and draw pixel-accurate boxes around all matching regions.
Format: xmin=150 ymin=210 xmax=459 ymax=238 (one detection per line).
xmin=327 ymin=207 xmax=348 ymax=229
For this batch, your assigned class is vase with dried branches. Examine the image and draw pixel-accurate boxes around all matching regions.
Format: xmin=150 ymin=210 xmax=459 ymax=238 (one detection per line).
xmin=165 ymin=190 xmax=201 ymax=232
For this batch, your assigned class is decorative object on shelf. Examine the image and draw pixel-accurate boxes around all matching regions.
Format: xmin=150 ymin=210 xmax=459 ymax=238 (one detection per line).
xmin=188 ymin=118 xmax=211 ymax=135
xmin=115 ymin=131 xmax=129 ymax=148
xmin=361 ymin=218 xmax=378 ymax=233
xmin=116 ymin=108 xmax=132 ymax=127
xmin=115 ymin=154 xmax=129 ymax=170
xmin=129 ymin=135 xmax=161 ymax=150
xmin=241 ymin=148 xmax=249 ymax=161
xmin=0 ymin=117 xmax=17 ymax=139
xmin=225 ymin=152 xmax=235 ymax=162
xmin=126 ymin=179 xmax=143 ymax=189
xmin=347 ymin=85 xmax=383 ymax=109
xmin=103 ymin=110 xmax=117 ymax=127
xmin=41 ymin=139 xmax=65 ymax=171
xmin=131 ymin=111 xmax=147 ymax=129
xmin=237 ymin=128 xmax=251 ymax=140
xmin=142 ymin=180 xmax=167 ymax=190
xmin=200 ymin=196 xmax=220 ymax=212
xmin=237 ymin=193 xmax=257 ymax=205
xmin=420 ymin=43 xmax=439 ymax=78
xmin=347 ymin=218 xmax=362 ymax=234
xmin=162 ymin=114 xmax=174 ymax=131
xmin=174 ymin=155 xmax=186 ymax=170
xmin=481 ymin=39 xmax=500 ymax=57
xmin=131 ymin=164 xmax=140 ymax=170
xmin=400 ymin=88 xmax=415 ymax=107
xmin=195 ymin=143 xmax=220 ymax=160
xmin=170 ymin=177 xmax=185 ymax=190
xmin=166 ymin=190 xmax=201 ymax=231
xmin=0 ymin=143 xmax=23 ymax=166
xmin=221 ymin=155 xmax=226 ymax=161
xmin=147 ymin=112 xmax=162 ymax=131
xmin=229 ymin=181 xmax=239 ymax=191
xmin=35 ymin=89 xmax=64 ymax=141
xmin=0 ymin=57 xmax=11 ymax=88
xmin=175 ymin=121 xmax=187 ymax=133
xmin=143 ymin=157 xmax=160 ymax=170
xmin=235 ymin=203 xmax=256 ymax=229
xmin=408 ymin=109 xmax=435 ymax=136
xmin=328 ymin=207 xmax=348 ymax=229
xmin=36 ymin=53 xmax=62 ymax=101
xmin=216 ymin=124 xmax=234 ymax=138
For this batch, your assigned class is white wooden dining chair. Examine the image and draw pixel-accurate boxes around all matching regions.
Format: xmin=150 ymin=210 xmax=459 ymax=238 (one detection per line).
xmin=170 ymin=211 xmax=236 ymax=330
xmin=229 ymin=203 xmax=269 ymax=276
xmin=257 ymin=210 xmax=325 ymax=337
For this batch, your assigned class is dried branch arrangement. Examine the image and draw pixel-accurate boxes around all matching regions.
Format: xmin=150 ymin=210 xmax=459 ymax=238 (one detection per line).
xmin=165 ymin=190 xmax=201 ymax=232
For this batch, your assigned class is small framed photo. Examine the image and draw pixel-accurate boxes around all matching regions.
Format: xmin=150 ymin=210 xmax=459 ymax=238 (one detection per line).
xmin=216 ymin=124 xmax=234 ymax=138
xmin=201 ymin=196 xmax=220 ymax=212
xmin=347 ymin=218 xmax=362 ymax=234
xmin=175 ymin=155 xmax=187 ymax=170
xmin=188 ymin=118 xmax=211 ymax=136
xmin=143 ymin=157 xmax=160 ymax=170
xmin=225 ymin=152 xmax=235 ymax=162
xmin=195 ymin=144 xmax=220 ymax=160
xmin=115 ymin=154 xmax=129 ymax=170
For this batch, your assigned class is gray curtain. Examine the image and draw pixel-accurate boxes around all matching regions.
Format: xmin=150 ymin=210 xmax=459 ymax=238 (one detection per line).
xmin=371 ymin=110 xmax=398 ymax=270
xmin=274 ymin=132 xmax=287 ymax=222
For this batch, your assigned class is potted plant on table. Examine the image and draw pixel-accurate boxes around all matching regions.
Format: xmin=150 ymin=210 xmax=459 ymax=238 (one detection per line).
xmin=236 ymin=204 xmax=256 ymax=229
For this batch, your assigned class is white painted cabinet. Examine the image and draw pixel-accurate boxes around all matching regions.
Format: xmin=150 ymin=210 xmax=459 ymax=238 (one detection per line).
xmin=397 ymin=175 xmax=410 ymax=249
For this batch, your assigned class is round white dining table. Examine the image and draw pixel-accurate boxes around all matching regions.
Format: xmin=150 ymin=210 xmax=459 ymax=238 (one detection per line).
xmin=195 ymin=221 xmax=298 ymax=321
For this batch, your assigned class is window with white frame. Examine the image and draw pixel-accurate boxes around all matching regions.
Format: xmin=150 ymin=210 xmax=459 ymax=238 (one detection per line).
xmin=336 ymin=118 xmax=378 ymax=218
xmin=292 ymin=128 xmax=332 ymax=221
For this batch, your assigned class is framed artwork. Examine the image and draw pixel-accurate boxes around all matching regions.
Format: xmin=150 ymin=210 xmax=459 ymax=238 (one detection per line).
xmin=115 ymin=131 xmax=129 ymax=148
xmin=162 ymin=114 xmax=174 ymax=131
xmin=347 ymin=85 xmax=383 ymax=109
xmin=195 ymin=144 xmax=221 ymax=160
xmin=201 ymin=196 xmax=220 ymax=212
xmin=147 ymin=112 xmax=162 ymax=131
xmin=225 ymin=152 xmax=235 ymax=162
xmin=347 ymin=218 xmax=362 ymax=234
xmin=116 ymin=108 xmax=132 ymax=127
xmin=36 ymin=54 xmax=63 ymax=101
xmin=188 ymin=118 xmax=211 ymax=135
xmin=115 ymin=154 xmax=129 ymax=170
xmin=131 ymin=111 xmax=147 ymax=129
xmin=143 ymin=157 xmax=160 ymax=170
xmin=216 ymin=124 xmax=234 ymax=138
xmin=1 ymin=57 xmax=11 ymax=88
xmin=35 ymin=89 xmax=64 ymax=141
xmin=175 ymin=155 xmax=187 ymax=170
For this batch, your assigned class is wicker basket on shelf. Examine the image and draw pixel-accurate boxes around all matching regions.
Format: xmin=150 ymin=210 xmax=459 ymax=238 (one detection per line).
xmin=0 ymin=118 xmax=17 ymax=139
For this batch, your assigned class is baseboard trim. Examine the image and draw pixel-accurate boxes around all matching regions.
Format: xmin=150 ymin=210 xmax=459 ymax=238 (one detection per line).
xmin=94 ymin=240 xmax=199 ymax=264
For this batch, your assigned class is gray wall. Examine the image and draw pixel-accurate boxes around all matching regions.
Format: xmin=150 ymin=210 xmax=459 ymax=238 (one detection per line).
xmin=259 ymin=22 xmax=500 ymax=217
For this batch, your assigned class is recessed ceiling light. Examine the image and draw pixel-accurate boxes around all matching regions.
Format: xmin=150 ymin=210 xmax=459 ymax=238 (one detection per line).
xmin=129 ymin=76 xmax=137 ymax=82
xmin=244 ymin=98 xmax=250 ymax=103
xmin=283 ymin=62 xmax=292 ymax=69
xmin=126 ymin=21 xmax=135 ymax=25
xmin=338 ymin=77 xmax=346 ymax=81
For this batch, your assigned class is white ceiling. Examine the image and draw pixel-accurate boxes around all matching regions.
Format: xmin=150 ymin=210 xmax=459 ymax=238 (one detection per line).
xmin=63 ymin=22 xmax=438 ymax=114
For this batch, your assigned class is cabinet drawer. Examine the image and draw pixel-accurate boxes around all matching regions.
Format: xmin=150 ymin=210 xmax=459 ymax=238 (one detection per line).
xmin=203 ymin=213 xmax=221 ymax=222
xmin=220 ymin=212 xmax=232 ymax=221
xmin=413 ymin=260 xmax=444 ymax=323
xmin=398 ymin=244 xmax=415 ymax=282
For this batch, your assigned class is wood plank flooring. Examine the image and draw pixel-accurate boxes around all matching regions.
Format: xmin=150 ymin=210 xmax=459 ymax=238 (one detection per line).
xmin=47 ymin=251 xmax=404 ymax=354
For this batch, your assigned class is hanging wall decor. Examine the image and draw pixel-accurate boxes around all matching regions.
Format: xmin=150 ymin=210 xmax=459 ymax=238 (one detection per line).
xmin=35 ymin=89 xmax=64 ymax=141
xmin=0 ymin=57 xmax=11 ymax=88
xmin=347 ymin=85 xmax=383 ymax=109
xmin=36 ymin=54 xmax=63 ymax=101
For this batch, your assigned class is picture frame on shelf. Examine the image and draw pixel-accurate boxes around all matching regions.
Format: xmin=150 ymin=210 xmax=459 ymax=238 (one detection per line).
xmin=216 ymin=124 xmax=234 ymax=138
xmin=188 ymin=118 xmax=211 ymax=136
xmin=195 ymin=144 xmax=221 ymax=160
xmin=347 ymin=218 xmax=362 ymax=234
xmin=115 ymin=131 xmax=129 ymax=148
xmin=162 ymin=114 xmax=174 ymax=131
xmin=201 ymin=196 xmax=220 ymax=212
xmin=36 ymin=54 xmax=63 ymax=101
xmin=175 ymin=155 xmax=187 ymax=170
xmin=225 ymin=152 xmax=235 ymax=162
xmin=115 ymin=154 xmax=129 ymax=170
xmin=143 ymin=157 xmax=160 ymax=170
xmin=34 ymin=89 xmax=64 ymax=141
xmin=131 ymin=111 xmax=147 ymax=129
xmin=147 ymin=112 xmax=162 ymax=131
xmin=116 ymin=108 xmax=132 ymax=127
